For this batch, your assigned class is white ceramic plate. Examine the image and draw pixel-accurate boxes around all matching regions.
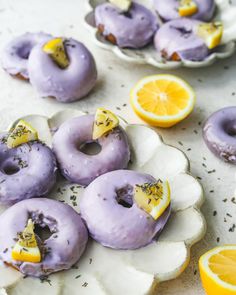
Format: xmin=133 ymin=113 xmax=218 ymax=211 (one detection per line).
xmin=83 ymin=0 xmax=236 ymax=69
xmin=0 ymin=109 xmax=206 ymax=295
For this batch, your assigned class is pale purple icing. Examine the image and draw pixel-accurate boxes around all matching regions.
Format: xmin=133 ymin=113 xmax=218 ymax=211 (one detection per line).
xmin=0 ymin=133 xmax=57 ymax=205
xmin=52 ymin=115 xmax=130 ymax=186
xmin=154 ymin=18 xmax=209 ymax=61
xmin=80 ymin=170 xmax=171 ymax=250
xmin=203 ymin=107 xmax=236 ymax=163
xmin=0 ymin=198 xmax=88 ymax=277
xmin=28 ymin=38 xmax=97 ymax=103
xmin=153 ymin=0 xmax=215 ymax=22
xmin=95 ymin=2 xmax=158 ymax=48
xmin=1 ymin=32 xmax=52 ymax=79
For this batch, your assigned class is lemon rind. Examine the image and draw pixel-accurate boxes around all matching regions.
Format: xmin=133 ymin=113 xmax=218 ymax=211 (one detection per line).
xmin=150 ymin=181 xmax=171 ymax=220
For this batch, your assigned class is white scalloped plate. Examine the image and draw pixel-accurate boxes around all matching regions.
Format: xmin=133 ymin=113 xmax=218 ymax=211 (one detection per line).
xmin=0 ymin=109 xmax=206 ymax=295
xmin=83 ymin=0 xmax=236 ymax=69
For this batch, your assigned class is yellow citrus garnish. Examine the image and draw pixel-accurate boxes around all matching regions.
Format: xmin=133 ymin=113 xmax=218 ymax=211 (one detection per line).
xmin=7 ymin=120 xmax=38 ymax=148
xmin=43 ymin=38 xmax=69 ymax=69
xmin=178 ymin=0 xmax=198 ymax=17
xmin=130 ymin=74 xmax=196 ymax=128
xmin=12 ymin=219 xmax=41 ymax=263
xmin=199 ymin=245 xmax=236 ymax=295
xmin=197 ymin=22 xmax=223 ymax=49
xmin=109 ymin=0 xmax=131 ymax=11
xmin=93 ymin=108 xmax=119 ymax=140
xmin=134 ymin=180 xmax=170 ymax=220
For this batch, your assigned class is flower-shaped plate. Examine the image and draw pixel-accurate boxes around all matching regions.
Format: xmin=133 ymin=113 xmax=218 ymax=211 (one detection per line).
xmin=0 ymin=109 xmax=206 ymax=295
xmin=84 ymin=0 xmax=236 ymax=69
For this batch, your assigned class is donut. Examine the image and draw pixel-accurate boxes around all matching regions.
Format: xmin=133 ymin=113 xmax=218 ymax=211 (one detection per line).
xmin=153 ymin=0 xmax=215 ymax=22
xmin=28 ymin=38 xmax=97 ymax=102
xmin=0 ymin=133 xmax=57 ymax=205
xmin=1 ymin=32 xmax=52 ymax=80
xmin=80 ymin=170 xmax=171 ymax=250
xmin=0 ymin=198 xmax=88 ymax=277
xmin=203 ymin=107 xmax=236 ymax=163
xmin=154 ymin=18 xmax=209 ymax=61
xmin=95 ymin=2 xmax=158 ymax=48
xmin=52 ymin=114 xmax=130 ymax=186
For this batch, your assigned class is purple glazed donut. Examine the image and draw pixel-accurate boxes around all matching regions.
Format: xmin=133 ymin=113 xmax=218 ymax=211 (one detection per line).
xmin=203 ymin=107 xmax=236 ymax=163
xmin=80 ymin=170 xmax=171 ymax=250
xmin=154 ymin=18 xmax=209 ymax=61
xmin=28 ymin=38 xmax=97 ymax=103
xmin=1 ymin=32 xmax=52 ymax=80
xmin=0 ymin=134 xmax=57 ymax=205
xmin=52 ymin=115 xmax=130 ymax=186
xmin=95 ymin=2 xmax=158 ymax=48
xmin=153 ymin=0 xmax=215 ymax=22
xmin=0 ymin=198 xmax=88 ymax=277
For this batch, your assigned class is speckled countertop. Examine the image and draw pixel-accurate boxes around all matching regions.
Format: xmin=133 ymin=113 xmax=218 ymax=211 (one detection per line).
xmin=0 ymin=0 xmax=236 ymax=294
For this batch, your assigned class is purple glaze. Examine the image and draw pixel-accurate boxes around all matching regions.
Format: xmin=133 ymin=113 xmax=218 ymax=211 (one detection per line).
xmin=203 ymin=107 xmax=236 ymax=163
xmin=153 ymin=0 xmax=215 ymax=22
xmin=52 ymin=115 xmax=130 ymax=186
xmin=154 ymin=18 xmax=209 ymax=61
xmin=0 ymin=133 xmax=57 ymax=205
xmin=28 ymin=38 xmax=97 ymax=103
xmin=1 ymin=32 xmax=52 ymax=79
xmin=95 ymin=2 xmax=158 ymax=48
xmin=80 ymin=170 xmax=171 ymax=250
xmin=0 ymin=198 xmax=88 ymax=277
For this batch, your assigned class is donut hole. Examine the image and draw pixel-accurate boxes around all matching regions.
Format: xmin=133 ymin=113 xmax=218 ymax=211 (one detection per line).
xmin=17 ymin=43 xmax=32 ymax=59
xmin=116 ymin=185 xmax=134 ymax=208
xmin=171 ymin=26 xmax=192 ymax=38
xmin=122 ymin=11 xmax=133 ymax=19
xmin=79 ymin=141 xmax=102 ymax=155
xmin=34 ymin=224 xmax=52 ymax=242
xmin=224 ymin=121 xmax=236 ymax=137
xmin=2 ymin=162 xmax=20 ymax=175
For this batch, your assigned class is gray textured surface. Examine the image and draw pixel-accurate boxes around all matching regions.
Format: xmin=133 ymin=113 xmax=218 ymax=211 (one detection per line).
xmin=0 ymin=0 xmax=236 ymax=294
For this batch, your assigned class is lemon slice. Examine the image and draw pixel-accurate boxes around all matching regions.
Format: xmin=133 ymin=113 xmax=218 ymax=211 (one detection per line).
xmin=134 ymin=180 xmax=170 ymax=220
xmin=199 ymin=245 xmax=236 ymax=294
xmin=43 ymin=38 xmax=69 ymax=69
xmin=7 ymin=120 xmax=38 ymax=148
xmin=12 ymin=219 xmax=41 ymax=263
xmin=197 ymin=22 xmax=223 ymax=49
xmin=130 ymin=74 xmax=196 ymax=128
xmin=93 ymin=108 xmax=119 ymax=140
xmin=109 ymin=0 xmax=131 ymax=11
xmin=178 ymin=0 xmax=198 ymax=17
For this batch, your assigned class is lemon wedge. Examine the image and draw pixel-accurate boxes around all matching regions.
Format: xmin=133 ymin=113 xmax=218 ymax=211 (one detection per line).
xmin=12 ymin=219 xmax=41 ymax=263
xmin=93 ymin=108 xmax=119 ymax=140
xmin=178 ymin=0 xmax=198 ymax=17
xmin=130 ymin=74 xmax=196 ymax=128
xmin=197 ymin=22 xmax=223 ymax=49
xmin=7 ymin=120 xmax=38 ymax=148
xmin=134 ymin=180 xmax=171 ymax=220
xmin=43 ymin=38 xmax=69 ymax=69
xmin=109 ymin=0 xmax=131 ymax=11
xmin=199 ymin=245 xmax=236 ymax=294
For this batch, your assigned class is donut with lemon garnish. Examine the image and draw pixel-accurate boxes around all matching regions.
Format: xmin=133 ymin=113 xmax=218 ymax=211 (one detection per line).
xmin=95 ymin=0 xmax=158 ymax=48
xmin=153 ymin=0 xmax=215 ymax=22
xmin=52 ymin=109 xmax=130 ymax=186
xmin=1 ymin=32 xmax=52 ymax=80
xmin=80 ymin=170 xmax=171 ymax=250
xmin=0 ymin=198 xmax=88 ymax=277
xmin=154 ymin=18 xmax=223 ymax=61
xmin=0 ymin=120 xmax=57 ymax=205
xmin=28 ymin=37 xmax=97 ymax=102
xmin=203 ymin=107 xmax=236 ymax=163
